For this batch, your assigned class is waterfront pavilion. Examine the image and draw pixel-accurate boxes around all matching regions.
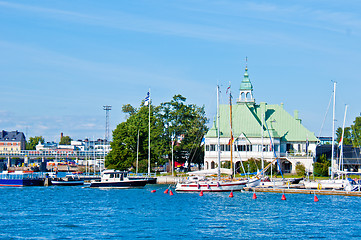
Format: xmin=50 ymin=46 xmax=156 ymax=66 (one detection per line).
xmin=204 ymin=67 xmax=318 ymax=174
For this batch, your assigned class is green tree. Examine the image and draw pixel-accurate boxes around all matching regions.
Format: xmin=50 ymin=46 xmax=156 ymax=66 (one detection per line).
xmin=313 ymin=154 xmax=330 ymax=177
xmin=106 ymin=104 xmax=167 ymax=171
xmin=159 ymin=95 xmax=208 ymax=169
xmin=122 ymin=104 xmax=136 ymax=117
xmin=26 ymin=136 xmax=45 ymax=150
xmin=336 ymin=126 xmax=352 ymax=145
xmin=351 ymin=116 xmax=361 ymax=147
xmin=295 ymin=162 xmax=306 ymax=177
xmin=106 ymin=94 xmax=208 ymax=172
xmin=59 ymin=136 xmax=72 ymax=145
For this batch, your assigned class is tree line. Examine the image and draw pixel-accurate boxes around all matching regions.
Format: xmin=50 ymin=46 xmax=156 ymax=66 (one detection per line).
xmin=335 ymin=116 xmax=361 ymax=146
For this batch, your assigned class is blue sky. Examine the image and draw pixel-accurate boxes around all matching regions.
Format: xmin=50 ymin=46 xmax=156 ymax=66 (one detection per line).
xmin=0 ymin=0 xmax=360 ymax=142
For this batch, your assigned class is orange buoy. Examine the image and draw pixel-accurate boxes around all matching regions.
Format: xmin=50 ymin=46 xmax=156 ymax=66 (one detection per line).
xmin=164 ymin=189 xmax=169 ymax=194
xmin=252 ymin=192 xmax=257 ymax=199
xmin=229 ymin=191 xmax=234 ymax=198
xmin=199 ymin=190 xmax=203 ymax=196
xmin=314 ymin=195 xmax=319 ymax=202
xmin=151 ymin=190 xmax=156 ymax=193
xmin=281 ymin=194 xmax=286 ymax=200
xmin=169 ymin=190 xmax=174 ymax=196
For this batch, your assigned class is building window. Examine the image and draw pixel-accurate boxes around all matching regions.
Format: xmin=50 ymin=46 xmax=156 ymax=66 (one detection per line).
xmin=206 ymin=145 xmax=210 ymax=151
xmin=210 ymin=145 xmax=216 ymax=151
xmin=220 ymin=145 xmax=225 ymax=151
xmin=225 ymin=145 xmax=230 ymax=151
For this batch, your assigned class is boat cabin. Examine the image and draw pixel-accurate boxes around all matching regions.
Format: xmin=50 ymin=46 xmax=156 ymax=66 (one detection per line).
xmin=101 ymin=170 xmax=128 ymax=181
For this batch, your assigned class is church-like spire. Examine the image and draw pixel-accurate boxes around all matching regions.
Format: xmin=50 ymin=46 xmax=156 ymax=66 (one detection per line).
xmin=237 ymin=58 xmax=255 ymax=104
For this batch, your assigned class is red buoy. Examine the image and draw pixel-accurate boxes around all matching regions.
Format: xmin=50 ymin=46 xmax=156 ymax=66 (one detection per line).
xmin=229 ymin=191 xmax=234 ymax=198
xmin=164 ymin=189 xmax=169 ymax=194
xmin=252 ymin=192 xmax=257 ymax=199
xmin=199 ymin=190 xmax=203 ymax=196
xmin=151 ymin=190 xmax=156 ymax=193
xmin=281 ymin=194 xmax=286 ymax=200
xmin=169 ymin=190 xmax=174 ymax=196
xmin=314 ymin=195 xmax=319 ymax=202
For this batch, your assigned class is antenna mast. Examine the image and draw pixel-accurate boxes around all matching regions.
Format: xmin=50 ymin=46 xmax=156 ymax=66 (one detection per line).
xmin=103 ymin=105 xmax=112 ymax=142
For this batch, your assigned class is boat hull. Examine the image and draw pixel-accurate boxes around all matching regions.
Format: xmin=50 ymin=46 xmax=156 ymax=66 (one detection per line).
xmin=51 ymin=180 xmax=84 ymax=186
xmin=0 ymin=179 xmax=44 ymax=187
xmin=89 ymin=180 xmax=148 ymax=188
xmin=128 ymin=177 xmax=157 ymax=184
xmin=303 ymin=179 xmax=351 ymax=190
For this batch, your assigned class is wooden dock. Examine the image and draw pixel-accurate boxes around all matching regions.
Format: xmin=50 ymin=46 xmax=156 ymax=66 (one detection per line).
xmin=244 ymin=187 xmax=361 ymax=197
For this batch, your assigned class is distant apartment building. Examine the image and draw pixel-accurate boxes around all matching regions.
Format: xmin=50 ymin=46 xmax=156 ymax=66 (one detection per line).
xmin=0 ymin=130 xmax=26 ymax=153
xmin=35 ymin=138 xmax=111 ymax=153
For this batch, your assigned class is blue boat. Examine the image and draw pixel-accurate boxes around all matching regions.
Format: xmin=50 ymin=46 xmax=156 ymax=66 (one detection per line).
xmin=0 ymin=171 xmax=44 ymax=187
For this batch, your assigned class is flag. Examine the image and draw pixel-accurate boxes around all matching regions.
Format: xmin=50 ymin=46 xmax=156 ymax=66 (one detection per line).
xmin=269 ymin=140 xmax=273 ymax=151
xmin=338 ymin=136 xmax=343 ymax=148
xmin=228 ymin=136 xmax=235 ymax=145
xmin=200 ymin=137 xmax=205 ymax=146
xmin=144 ymin=92 xmax=150 ymax=106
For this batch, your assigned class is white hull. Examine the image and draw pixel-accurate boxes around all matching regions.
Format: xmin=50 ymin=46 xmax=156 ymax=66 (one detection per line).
xmin=303 ymin=179 xmax=352 ymax=190
xmin=175 ymin=178 xmax=260 ymax=192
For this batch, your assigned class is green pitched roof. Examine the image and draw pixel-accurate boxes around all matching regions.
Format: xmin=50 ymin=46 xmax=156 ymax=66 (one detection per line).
xmin=205 ymin=102 xmax=318 ymax=142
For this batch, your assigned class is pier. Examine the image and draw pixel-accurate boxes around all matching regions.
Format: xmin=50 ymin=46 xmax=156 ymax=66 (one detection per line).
xmin=244 ymin=187 xmax=361 ymax=197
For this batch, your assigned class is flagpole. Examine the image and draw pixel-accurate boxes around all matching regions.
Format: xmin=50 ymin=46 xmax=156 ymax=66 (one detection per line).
xmin=148 ymin=88 xmax=151 ymax=176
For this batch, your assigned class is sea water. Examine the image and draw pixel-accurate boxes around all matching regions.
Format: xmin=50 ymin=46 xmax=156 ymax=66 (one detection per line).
xmin=0 ymin=185 xmax=360 ymax=240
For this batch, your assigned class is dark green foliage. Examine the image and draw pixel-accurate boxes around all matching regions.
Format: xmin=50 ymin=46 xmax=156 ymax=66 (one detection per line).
xmin=106 ymin=105 xmax=166 ymax=172
xmin=106 ymin=94 xmax=208 ymax=172
xmin=313 ymin=154 xmax=330 ymax=176
xmin=336 ymin=127 xmax=352 ymax=145
xmin=59 ymin=136 xmax=72 ymax=145
xmin=351 ymin=116 xmax=361 ymax=147
xmin=26 ymin=136 xmax=45 ymax=150
xmin=160 ymin=95 xmax=208 ymax=168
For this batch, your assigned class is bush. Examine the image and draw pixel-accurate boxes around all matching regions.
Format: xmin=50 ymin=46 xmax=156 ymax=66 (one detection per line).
xmin=295 ymin=162 xmax=306 ymax=177
xmin=313 ymin=154 xmax=331 ymax=177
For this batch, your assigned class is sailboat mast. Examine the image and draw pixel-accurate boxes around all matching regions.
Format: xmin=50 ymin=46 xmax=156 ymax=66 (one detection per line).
xmin=136 ymin=129 xmax=139 ymax=174
xmin=229 ymin=86 xmax=234 ymax=178
xmin=331 ymin=82 xmax=336 ymax=179
xmin=261 ymin=113 xmax=264 ymax=176
xmin=217 ymin=85 xmax=221 ymax=181
xmin=148 ymin=89 xmax=151 ymax=176
xmin=340 ymin=104 xmax=348 ymax=172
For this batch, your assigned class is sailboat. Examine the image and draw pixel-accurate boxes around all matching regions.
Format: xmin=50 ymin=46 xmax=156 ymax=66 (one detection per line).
xmin=175 ymin=85 xmax=260 ymax=192
xmin=303 ymin=82 xmax=354 ymax=191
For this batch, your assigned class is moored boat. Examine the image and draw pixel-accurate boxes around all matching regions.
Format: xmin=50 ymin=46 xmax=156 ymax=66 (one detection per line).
xmin=89 ymin=169 xmax=148 ymax=188
xmin=127 ymin=173 xmax=157 ymax=184
xmin=176 ymin=177 xmax=260 ymax=192
xmin=0 ymin=171 xmax=44 ymax=187
xmin=51 ymin=174 xmax=84 ymax=186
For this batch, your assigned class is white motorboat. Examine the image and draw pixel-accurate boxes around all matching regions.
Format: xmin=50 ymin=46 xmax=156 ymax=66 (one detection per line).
xmin=89 ymin=169 xmax=148 ymax=188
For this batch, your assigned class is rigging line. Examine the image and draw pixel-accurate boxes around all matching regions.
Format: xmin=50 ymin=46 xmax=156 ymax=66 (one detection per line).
xmin=318 ymin=90 xmax=334 ymax=139
xmin=187 ymin=132 xmax=204 ymax=165
xmin=234 ymin=139 xmax=247 ymax=176
xmin=264 ymin=118 xmax=284 ymax=179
